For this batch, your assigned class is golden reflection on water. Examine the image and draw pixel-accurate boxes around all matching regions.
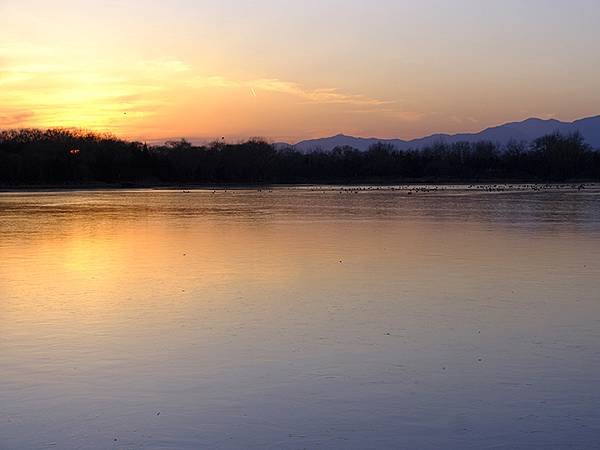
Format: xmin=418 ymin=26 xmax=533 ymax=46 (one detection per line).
xmin=1 ymin=189 xmax=599 ymax=342
xmin=1 ymin=188 xmax=600 ymax=450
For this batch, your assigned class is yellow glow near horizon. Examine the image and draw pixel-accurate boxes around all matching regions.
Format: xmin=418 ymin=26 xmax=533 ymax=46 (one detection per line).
xmin=0 ymin=44 xmax=182 ymax=134
xmin=2 ymin=0 xmax=600 ymax=142
xmin=1 ymin=42 xmax=413 ymax=142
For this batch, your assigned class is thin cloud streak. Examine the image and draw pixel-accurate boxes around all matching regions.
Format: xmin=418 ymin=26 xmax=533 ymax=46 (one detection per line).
xmin=0 ymin=43 xmax=419 ymax=139
xmin=189 ymin=75 xmax=393 ymax=107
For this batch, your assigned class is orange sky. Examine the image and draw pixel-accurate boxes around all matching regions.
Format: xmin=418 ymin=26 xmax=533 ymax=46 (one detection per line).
xmin=1 ymin=0 xmax=600 ymax=143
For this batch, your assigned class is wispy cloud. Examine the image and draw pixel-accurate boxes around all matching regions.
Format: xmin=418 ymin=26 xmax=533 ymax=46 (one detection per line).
xmin=0 ymin=43 xmax=416 ymax=138
xmin=0 ymin=111 xmax=35 ymax=127
xmin=188 ymin=75 xmax=392 ymax=107
xmin=0 ymin=44 xmax=189 ymax=131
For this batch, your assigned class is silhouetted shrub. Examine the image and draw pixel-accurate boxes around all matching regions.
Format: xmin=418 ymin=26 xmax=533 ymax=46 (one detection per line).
xmin=0 ymin=128 xmax=598 ymax=185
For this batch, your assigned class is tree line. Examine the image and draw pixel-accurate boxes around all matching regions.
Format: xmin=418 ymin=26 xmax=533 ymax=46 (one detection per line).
xmin=0 ymin=128 xmax=598 ymax=186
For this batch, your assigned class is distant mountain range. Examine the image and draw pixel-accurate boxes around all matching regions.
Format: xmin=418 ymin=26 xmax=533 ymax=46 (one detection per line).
xmin=277 ymin=116 xmax=600 ymax=152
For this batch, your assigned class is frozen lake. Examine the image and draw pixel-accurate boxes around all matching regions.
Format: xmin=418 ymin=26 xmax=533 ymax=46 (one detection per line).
xmin=1 ymin=186 xmax=599 ymax=449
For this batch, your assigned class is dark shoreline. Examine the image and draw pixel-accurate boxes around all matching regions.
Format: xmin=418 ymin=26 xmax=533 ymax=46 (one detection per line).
xmin=1 ymin=180 xmax=597 ymax=193
xmin=3 ymin=129 xmax=599 ymax=188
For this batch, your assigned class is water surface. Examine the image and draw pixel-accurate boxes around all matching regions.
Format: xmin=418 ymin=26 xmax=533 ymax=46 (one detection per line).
xmin=1 ymin=186 xmax=600 ymax=449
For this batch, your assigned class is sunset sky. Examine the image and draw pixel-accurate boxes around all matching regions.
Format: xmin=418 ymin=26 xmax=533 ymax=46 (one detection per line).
xmin=2 ymin=0 xmax=600 ymax=143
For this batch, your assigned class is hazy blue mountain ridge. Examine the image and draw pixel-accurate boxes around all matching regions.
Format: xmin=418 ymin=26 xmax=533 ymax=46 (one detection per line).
xmin=279 ymin=116 xmax=600 ymax=152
